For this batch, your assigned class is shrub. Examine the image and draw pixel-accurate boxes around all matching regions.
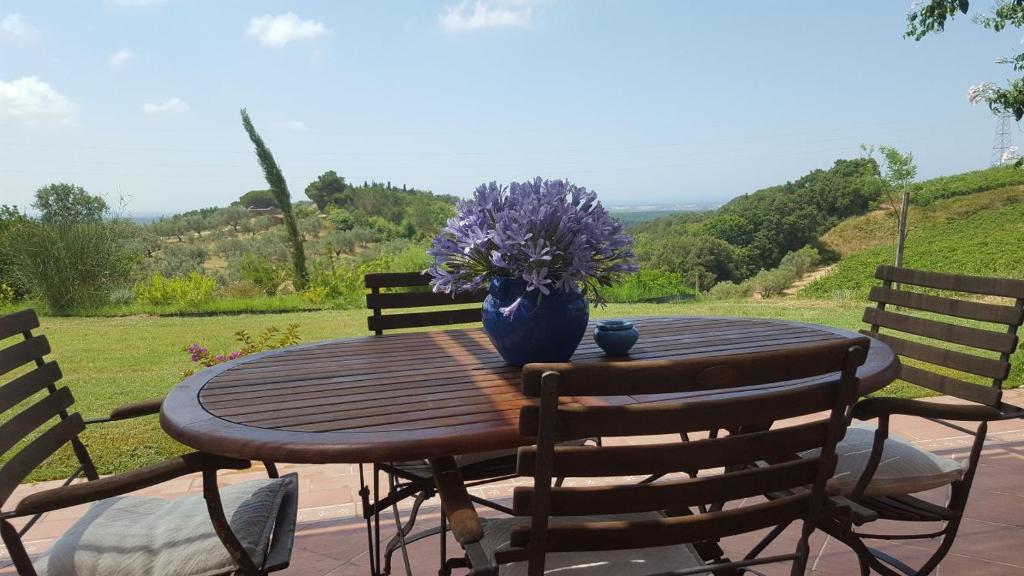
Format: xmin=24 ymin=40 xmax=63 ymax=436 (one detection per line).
xmin=151 ymin=242 xmax=208 ymax=277
xmin=777 ymin=246 xmax=821 ymax=277
xmin=707 ymin=281 xmax=752 ymax=300
xmin=183 ymin=324 xmax=300 ymax=376
xmin=107 ymin=287 xmax=135 ymax=306
xmin=602 ymin=269 xmax=689 ymax=303
xmin=0 ymin=282 xmax=15 ymax=308
xmin=236 ymin=255 xmax=286 ymax=295
xmin=135 ymin=272 xmax=217 ymax=307
xmin=3 ymin=221 xmax=137 ymax=313
xmin=749 ymin=268 xmax=795 ymax=299
xmin=218 ymin=280 xmax=265 ymax=299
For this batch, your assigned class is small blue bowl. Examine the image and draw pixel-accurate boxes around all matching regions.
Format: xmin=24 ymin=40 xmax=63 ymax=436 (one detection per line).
xmin=594 ymin=320 xmax=639 ymax=356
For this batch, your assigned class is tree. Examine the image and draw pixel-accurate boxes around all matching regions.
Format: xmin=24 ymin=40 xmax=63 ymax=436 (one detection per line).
xmin=238 ymin=189 xmax=277 ymax=209
xmin=216 ymin=205 xmax=249 ymax=232
xmin=863 ymin=145 xmax=918 ymax=267
xmin=305 ymin=171 xmax=350 ymax=211
xmin=33 ymin=183 xmax=108 ymax=224
xmin=906 ymin=1 xmax=1024 ymax=120
xmin=240 ymin=108 xmax=309 ymax=290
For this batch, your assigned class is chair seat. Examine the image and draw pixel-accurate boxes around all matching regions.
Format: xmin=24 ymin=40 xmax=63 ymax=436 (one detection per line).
xmin=479 ymin=514 xmax=710 ymax=576
xmin=33 ymin=476 xmax=296 ymax=576
xmin=804 ymin=425 xmax=967 ymax=498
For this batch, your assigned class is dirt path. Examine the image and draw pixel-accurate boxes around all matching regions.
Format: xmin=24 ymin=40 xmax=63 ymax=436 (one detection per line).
xmin=783 ymin=264 xmax=837 ymax=296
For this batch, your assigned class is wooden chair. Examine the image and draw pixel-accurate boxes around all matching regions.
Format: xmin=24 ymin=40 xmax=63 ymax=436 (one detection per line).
xmin=822 ymin=265 xmax=1024 ymax=576
xmin=0 ymin=310 xmax=299 ymax=576
xmin=432 ymin=338 xmax=870 ymax=576
xmin=365 ymin=271 xmax=486 ymax=336
xmin=362 ymin=272 xmax=512 ymax=575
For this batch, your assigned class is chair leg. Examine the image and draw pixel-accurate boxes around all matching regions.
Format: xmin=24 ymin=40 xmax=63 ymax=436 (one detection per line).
xmin=387 ymin=474 xmax=414 ymax=576
xmin=1 ymin=519 xmax=37 ymax=576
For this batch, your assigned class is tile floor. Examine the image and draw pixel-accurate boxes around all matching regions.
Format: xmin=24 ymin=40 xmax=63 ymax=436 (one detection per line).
xmin=3 ymin=391 xmax=1023 ymax=575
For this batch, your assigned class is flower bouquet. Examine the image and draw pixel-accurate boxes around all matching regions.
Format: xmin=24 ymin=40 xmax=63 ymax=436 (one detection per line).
xmin=427 ymin=177 xmax=637 ymax=365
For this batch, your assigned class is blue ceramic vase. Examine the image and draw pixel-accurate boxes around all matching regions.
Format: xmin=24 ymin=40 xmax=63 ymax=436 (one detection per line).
xmin=482 ymin=278 xmax=589 ymax=366
xmin=593 ymin=320 xmax=639 ymax=356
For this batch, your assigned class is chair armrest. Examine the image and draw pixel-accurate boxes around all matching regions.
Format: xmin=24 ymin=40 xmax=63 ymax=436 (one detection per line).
xmin=109 ymin=397 xmax=165 ymax=421
xmin=14 ymin=452 xmax=250 ymax=516
xmin=852 ymin=397 xmax=1003 ymax=422
xmin=429 ymin=456 xmax=484 ymax=545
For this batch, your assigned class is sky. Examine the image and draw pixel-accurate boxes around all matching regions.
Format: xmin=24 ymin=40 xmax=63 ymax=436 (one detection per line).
xmin=0 ymin=1 xmax=1021 ymax=214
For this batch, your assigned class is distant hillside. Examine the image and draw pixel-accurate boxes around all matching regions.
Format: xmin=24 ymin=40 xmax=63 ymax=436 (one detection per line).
xmin=802 ymin=185 xmax=1024 ymax=299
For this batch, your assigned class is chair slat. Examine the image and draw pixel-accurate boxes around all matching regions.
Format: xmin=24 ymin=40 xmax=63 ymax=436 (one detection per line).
xmin=0 ymin=413 xmax=85 ymax=504
xmin=0 ymin=362 xmax=62 ymax=415
xmin=513 ymin=458 xmax=820 ymax=516
xmin=862 ymin=308 xmax=1017 ymax=354
xmin=868 ymin=286 xmax=1024 ymax=326
xmin=364 ymin=272 xmax=431 ymax=289
xmin=0 ymin=310 xmax=40 ymax=342
xmin=520 ymin=383 xmax=839 ymax=439
xmin=898 ymin=364 xmax=1002 ymax=406
xmin=509 ymin=494 xmax=809 ymax=552
xmin=366 ymin=308 xmax=482 ymax=333
xmin=516 ymin=421 xmax=829 ymax=477
xmin=861 ymin=330 xmax=1009 ymax=381
xmin=0 ymin=387 xmax=74 ymax=457
xmin=522 ymin=338 xmax=867 ymax=397
xmin=0 ymin=336 xmax=51 ymax=377
xmin=876 ymin=265 xmax=1024 ymax=300
xmin=366 ymin=289 xmax=486 ymax=310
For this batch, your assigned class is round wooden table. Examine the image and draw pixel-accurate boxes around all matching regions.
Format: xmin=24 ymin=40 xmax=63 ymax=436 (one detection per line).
xmin=160 ymin=316 xmax=898 ymax=464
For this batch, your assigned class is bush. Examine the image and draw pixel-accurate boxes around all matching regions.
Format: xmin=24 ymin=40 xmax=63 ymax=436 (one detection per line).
xmin=218 ymin=281 xmax=265 ymax=299
xmin=3 ymin=221 xmax=137 ymax=313
xmin=135 ymin=272 xmax=217 ymax=307
xmin=912 ymin=164 xmax=1024 ymax=205
xmin=0 ymin=282 xmax=15 ymax=307
xmin=777 ymin=246 xmax=821 ymax=277
xmin=602 ymin=269 xmax=689 ymax=303
xmin=151 ymin=242 xmax=208 ymax=277
xmin=749 ymin=268 xmax=795 ymax=299
xmin=707 ymin=281 xmax=752 ymax=300
xmin=237 ymin=255 xmax=286 ymax=295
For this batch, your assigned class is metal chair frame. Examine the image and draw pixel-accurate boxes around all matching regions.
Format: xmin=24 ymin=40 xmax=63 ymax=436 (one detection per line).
xmin=821 ymin=266 xmax=1024 ymax=576
xmin=0 ymin=309 xmax=298 ymax=576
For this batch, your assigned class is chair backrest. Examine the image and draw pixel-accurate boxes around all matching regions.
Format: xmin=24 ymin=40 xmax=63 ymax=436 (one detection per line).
xmin=863 ymin=265 xmax=1024 ymax=409
xmin=0 ymin=309 xmax=97 ymax=511
xmin=364 ymin=272 xmax=486 ymax=335
xmin=505 ymin=338 xmax=869 ymax=575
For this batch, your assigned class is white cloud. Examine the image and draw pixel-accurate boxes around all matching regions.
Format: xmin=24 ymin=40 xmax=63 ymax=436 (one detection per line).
xmin=247 ymin=13 xmax=327 ymax=47
xmin=277 ymin=120 xmax=308 ymax=132
xmin=0 ymin=77 xmax=78 ymax=125
xmin=142 ymin=97 xmax=189 ymax=115
xmin=439 ymin=0 xmax=532 ymax=32
xmin=1 ymin=13 xmax=39 ymax=40
xmin=108 ymin=49 xmax=136 ymax=70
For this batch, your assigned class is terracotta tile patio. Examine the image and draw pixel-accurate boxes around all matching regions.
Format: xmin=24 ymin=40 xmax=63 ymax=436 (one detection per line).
xmin=3 ymin=391 xmax=1023 ymax=575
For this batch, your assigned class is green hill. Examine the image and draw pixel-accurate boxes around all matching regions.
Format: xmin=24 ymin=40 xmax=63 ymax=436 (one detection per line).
xmin=802 ymin=185 xmax=1024 ymax=299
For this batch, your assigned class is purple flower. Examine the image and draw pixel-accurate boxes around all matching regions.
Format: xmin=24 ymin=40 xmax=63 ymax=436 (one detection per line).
xmin=427 ymin=178 xmax=637 ymax=304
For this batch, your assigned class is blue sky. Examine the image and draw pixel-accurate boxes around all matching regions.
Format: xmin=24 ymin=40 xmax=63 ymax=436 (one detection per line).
xmin=0 ymin=1 xmax=1019 ymax=213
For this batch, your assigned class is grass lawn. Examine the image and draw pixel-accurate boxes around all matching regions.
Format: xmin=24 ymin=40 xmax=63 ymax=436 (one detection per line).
xmin=6 ymin=298 xmax=1018 ymax=482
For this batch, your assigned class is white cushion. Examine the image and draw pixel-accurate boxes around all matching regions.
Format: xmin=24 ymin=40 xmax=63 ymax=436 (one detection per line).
xmin=479 ymin=514 xmax=710 ymax=576
xmin=33 ymin=476 xmax=293 ymax=576
xmin=805 ymin=425 xmax=966 ymax=497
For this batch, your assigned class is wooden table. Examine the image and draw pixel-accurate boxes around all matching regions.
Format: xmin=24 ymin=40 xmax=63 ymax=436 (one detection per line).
xmin=161 ymin=316 xmax=898 ymax=464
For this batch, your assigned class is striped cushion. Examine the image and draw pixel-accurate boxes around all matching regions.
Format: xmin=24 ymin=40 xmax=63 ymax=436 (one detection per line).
xmin=807 ymin=425 xmax=966 ymax=497
xmin=480 ymin=514 xmax=709 ymax=576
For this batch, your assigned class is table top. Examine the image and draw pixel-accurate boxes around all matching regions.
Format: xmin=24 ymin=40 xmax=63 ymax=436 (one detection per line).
xmin=160 ymin=316 xmax=898 ymax=464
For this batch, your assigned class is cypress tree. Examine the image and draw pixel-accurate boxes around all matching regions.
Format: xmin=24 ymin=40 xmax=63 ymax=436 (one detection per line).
xmin=240 ymin=108 xmax=309 ymax=290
